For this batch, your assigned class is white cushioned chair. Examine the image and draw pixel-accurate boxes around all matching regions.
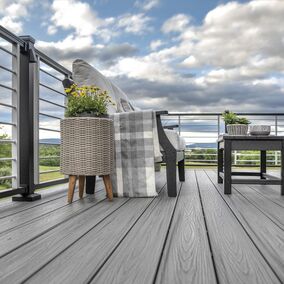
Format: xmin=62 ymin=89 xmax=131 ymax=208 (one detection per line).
xmin=63 ymin=59 xmax=185 ymax=197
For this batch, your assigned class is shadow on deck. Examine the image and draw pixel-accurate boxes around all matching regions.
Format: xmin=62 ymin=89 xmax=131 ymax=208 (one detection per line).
xmin=0 ymin=169 xmax=283 ymax=284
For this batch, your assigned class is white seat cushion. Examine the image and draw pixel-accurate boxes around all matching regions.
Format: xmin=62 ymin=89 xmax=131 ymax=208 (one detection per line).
xmin=164 ymin=129 xmax=186 ymax=151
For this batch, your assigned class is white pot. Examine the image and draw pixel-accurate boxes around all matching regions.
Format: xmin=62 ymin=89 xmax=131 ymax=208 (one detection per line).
xmin=227 ymin=124 xmax=248 ymax=135
xmin=249 ymin=125 xmax=271 ymax=136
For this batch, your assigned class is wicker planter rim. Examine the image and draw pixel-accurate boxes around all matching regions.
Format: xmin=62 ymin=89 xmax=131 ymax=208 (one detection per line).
xmin=62 ymin=117 xmax=112 ymax=121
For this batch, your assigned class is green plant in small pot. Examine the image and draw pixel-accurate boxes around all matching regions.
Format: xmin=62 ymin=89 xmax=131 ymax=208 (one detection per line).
xmin=222 ymin=110 xmax=250 ymax=135
xmin=64 ymin=84 xmax=115 ymax=117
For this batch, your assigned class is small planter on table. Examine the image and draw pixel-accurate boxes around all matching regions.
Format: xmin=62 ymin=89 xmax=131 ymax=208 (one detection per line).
xmin=60 ymin=117 xmax=114 ymax=203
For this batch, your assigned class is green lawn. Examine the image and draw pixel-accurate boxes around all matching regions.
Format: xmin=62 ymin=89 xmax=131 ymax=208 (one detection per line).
xmin=39 ymin=165 xmax=64 ymax=182
xmin=0 ymin=184 xmax=9 ymax=190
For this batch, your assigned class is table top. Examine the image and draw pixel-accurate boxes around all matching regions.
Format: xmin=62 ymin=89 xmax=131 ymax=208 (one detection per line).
xmin=218 ymin=135 xmax=284 ymax=142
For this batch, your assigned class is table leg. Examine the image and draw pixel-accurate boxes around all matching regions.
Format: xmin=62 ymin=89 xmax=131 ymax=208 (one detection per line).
xmin=224 ymin=140 xmax=232 ymax=194
xmin=281 ymin=142 xmax=284 ymax=195
xmin=218 ymin=142 xmax=223 ymax=184
xmin=86 ymin=176 xmax=96 ymax=195
xmin=260 ymin=150 xmax=267 ymax=179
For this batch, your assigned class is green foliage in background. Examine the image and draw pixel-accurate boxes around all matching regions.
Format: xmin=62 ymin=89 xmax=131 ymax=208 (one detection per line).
xmin=185 ymin=149 xmax=280 ymax=166
xmin=39 ymin=144 xmax=60 ymax=167
xmin=0 ymin=133 xmax=12 ymax=188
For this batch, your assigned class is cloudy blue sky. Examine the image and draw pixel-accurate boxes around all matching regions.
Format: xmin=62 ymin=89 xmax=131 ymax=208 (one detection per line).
xmin=0 ymin=0 xmax=284 ymax=113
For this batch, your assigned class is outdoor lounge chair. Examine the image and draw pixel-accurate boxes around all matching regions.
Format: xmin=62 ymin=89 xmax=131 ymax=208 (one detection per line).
xmin=62 ymin=61 xmax=185 ymax=197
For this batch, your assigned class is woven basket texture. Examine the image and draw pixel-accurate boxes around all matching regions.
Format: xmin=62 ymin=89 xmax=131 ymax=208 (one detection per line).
xmin=227 ymin=124 xmax=248 ymax=135
xmin=60 ymin=117 xmax=114 ymax=176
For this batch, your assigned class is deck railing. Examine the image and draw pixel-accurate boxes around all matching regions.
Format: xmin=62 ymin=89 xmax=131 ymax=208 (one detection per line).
xmin=0 ymin=26 xmax=72 ymax=199
xmin=162 ymin=113 xmax=284 ymax=166
xmin=0 ymin=25 xmax=283 ymax=199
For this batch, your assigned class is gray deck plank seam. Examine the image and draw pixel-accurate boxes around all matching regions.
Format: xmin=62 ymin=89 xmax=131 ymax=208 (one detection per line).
xmin=0 ymin=181 xmax=104 ymax=219
xmin=232 ymin=185 xmax=284 ymax=231
xmin=195 ymin=170 xmax=220 ymax=284
xmin=198 ymin=170 xmax=280 ymax=283
xmin=213 ymin=169 xmax=284 ymax=230
xmin=21 ymin=198 xmax=132 ymax=284
xmin=0 ymin=191 xmax=108 ymax=258
xmin=152 ymin=182 xmax=183 ymax=284
xmin=0 ymin=189 xmax=105 ymax=234
xmin=234 ymin=187 xmax=284 ymax=231
xmin=205 ymin=170 xmax=283 ymax=283
xmin=247 ymin=185 xmax=284 ymax=209
xmin=0 ymin=192 xmax=71 ymax=219
xmin=86 ymin=183 xmax=168 ymax=284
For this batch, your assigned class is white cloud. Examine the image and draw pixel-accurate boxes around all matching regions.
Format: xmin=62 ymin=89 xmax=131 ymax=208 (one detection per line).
xmin=117 ymin=13 xmax=151 ymax=34
xmin=48 ymin=1 xmax=152 ymax=40
xmin=50 ymin=0 xmax=104 ymax=36
xmin=105 ymin=56 xmax=178 ymax=83
xmin=47 ymin=25 xmax=57 ymax=35
xmin=135 ymin=0 xmax=159 ymax=11
xmin=0 ymin=0 xmax=33 ymax=33
xmin=181 ymin=55 xmax=198 ymax=67
xmin=150 ymin=39 xmax=164 ymax=51
xmin=162 ymin=14 xmax=190 ymax=33
xmin=104 ymin=0 xmax=284 ymax=113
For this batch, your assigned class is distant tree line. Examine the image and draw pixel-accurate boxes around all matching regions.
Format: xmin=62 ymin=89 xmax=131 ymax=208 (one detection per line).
xmin=185 ymin=149 xmax=280 ymax=166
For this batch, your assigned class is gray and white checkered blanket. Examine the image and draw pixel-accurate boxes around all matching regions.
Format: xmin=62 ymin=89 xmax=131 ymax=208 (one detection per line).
xmin=110 ymin=110 xmax=162 ymax=197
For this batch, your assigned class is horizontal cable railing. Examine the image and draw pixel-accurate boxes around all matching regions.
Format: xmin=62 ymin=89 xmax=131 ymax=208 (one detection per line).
xmin=163 ymin=113 xmax=284 ymax=167
xmin=0 ymin=26 xmax=20 ymax=195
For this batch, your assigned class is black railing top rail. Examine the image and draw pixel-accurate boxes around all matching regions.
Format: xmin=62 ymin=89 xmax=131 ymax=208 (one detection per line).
xmin=0 ymin=25 xmax=71 ymax=77
xmin=0 ymin=25 xmax=25 ymax=46
xmin=167 ymin=112 xmax=284 ymax=116
xmin=35 ymin=48 xmax=72 ymax=77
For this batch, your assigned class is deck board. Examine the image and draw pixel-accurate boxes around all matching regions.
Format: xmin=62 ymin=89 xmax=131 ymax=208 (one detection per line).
xmin=22 ymin=173 xmax=167 ymax=284
xmin=155 ymin=170 xmax=217 ymax=284
xmin=90 ymin=180 xmax=180 ymax=284
xmin=0 ymin=188 xmax=105 ymax=234
xmin=0 ymin=190 xmax=107 ymax=257
xmin=0 ymin=197 xmax=129 ymax=283
xmin=196 ymin=170 xmax=280 ymax=284
xmin=248 ymin=184 xmax=284 ymax=208
xmin=0 ymin=169 xmax=283 ymax=284
xmin=206 ymin=170 xmax=284 ymax=281
xmin=233 ymin=184 xmax=284 ymax=230
xmin=0 ymin=180 xmax=103 ymax=219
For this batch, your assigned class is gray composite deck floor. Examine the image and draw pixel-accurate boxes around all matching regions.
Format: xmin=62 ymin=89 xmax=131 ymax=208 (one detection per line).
xmin=0 ymin=169 xmax=283 ymax=284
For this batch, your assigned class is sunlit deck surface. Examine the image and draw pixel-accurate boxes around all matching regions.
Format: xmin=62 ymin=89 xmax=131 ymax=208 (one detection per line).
xmin=0 ymin=169 xmax=283 ymax=284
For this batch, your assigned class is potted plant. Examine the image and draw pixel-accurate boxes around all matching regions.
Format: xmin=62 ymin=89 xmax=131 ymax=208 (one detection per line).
xmin=60 ymin=84 xmax=116 ymax=203
xmin=64 ymin=84 xmax=115 ymax=117
xmin=222 ymin=110 xmax=250 ymax=135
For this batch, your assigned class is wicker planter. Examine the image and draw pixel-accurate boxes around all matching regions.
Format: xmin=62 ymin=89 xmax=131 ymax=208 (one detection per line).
xmin=60 ymin=117 xmax=114 ymax=203
xmin=227 ymin=124 xmax=248 ymax=136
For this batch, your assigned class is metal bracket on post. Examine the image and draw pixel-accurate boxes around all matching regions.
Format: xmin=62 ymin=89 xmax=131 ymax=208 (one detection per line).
xmin=12 ymin=35 xmax=41 ymax=201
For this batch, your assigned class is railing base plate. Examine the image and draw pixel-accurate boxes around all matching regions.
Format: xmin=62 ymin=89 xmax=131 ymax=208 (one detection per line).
xmin=12 ymin=193 xmax=41 ymax=202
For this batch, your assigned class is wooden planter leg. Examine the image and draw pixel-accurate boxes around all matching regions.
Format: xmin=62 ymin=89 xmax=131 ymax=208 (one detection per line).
xmin=79 ymin=176 xmax=85 ymax=199
xmin=102 ymin=175 xmax=113 ymax=201
xmin=68 ymin=175 xmax=77 ymax=204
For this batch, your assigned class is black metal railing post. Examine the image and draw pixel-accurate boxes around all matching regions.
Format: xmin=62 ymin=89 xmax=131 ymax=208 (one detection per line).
xmin=12 ymin=35 xmax=41 ymax=201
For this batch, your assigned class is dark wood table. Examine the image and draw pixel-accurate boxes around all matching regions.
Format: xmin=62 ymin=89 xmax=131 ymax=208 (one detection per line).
xmin=217 ymin=135 xmax=284 ymax=195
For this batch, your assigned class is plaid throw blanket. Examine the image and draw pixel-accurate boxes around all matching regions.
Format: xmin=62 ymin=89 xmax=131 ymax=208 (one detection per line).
xmin=110 ymin=110 xmax=162 ymax=197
